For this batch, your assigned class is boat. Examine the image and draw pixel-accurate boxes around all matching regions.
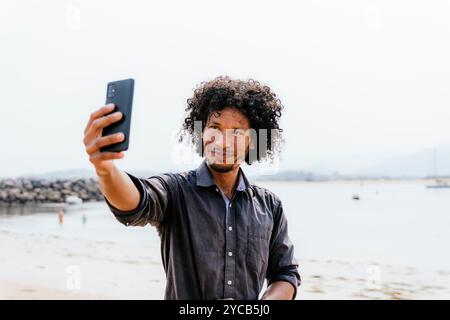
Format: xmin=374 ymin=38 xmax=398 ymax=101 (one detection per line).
xmin=65 ymin=195 xmax=83 ymax=205
xmin=426 ymin=148 xmax=450 ymax=188
xmin=426 ymin=179 xmax=450 ymax=189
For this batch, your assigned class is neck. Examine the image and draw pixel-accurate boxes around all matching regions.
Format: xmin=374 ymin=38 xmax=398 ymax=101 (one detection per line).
xmin=207 ymin=163 xmax=240 ymax=199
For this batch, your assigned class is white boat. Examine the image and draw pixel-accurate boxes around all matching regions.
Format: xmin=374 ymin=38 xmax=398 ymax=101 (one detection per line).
xmin=65 ymin=195 xmax=83 ymax=205
xmin=426 ymin=179 xmax=450 ymax=189
xmin=426 ymin=148 xmax=450 ymax=189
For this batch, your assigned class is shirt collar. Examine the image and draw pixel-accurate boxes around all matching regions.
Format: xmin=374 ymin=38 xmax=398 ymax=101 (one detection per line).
xmin=196 ymin=159 xmax=249 ymax=191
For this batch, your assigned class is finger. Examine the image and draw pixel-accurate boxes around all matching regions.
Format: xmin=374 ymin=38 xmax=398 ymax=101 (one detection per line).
xmin=89 ymin=151 xmax=124 ymax=162
xmin=91 ymin=111 xmax=123 ymax=132
xmin=83 ymin=111 xmax=123 ymax=144
xmin=85 ymin=132 xmax=125 ymax=154
xmin=83 ymin=104 xmax=115 ymax=135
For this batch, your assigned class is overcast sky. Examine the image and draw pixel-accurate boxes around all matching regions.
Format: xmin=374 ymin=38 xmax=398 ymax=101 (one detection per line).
xmin=1 ymin=0 xmax=450 ymax=177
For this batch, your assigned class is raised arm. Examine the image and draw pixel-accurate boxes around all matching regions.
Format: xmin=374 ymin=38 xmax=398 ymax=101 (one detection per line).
xmin=83 ymin=104 xmax=172 ymax=227
xmin=83 ymin=104 xmax=141 ymax=212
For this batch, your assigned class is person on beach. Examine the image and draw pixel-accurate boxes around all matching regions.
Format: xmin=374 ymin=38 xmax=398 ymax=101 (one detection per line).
xmin=82 ymin=76 xmax=300 ymax=300
xmin=58 ymin=203 xmax=64 ymax=225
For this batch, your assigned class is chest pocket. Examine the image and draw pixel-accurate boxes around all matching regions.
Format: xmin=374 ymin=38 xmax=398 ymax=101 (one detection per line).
xmin=246 ymin=229 xmax=271 ymax=277
xmin=245 ymin=205 xmax=273 ymax=276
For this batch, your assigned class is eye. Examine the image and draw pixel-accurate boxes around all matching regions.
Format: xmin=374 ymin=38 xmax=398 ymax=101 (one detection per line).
xmin=204 ymin=126 xmax=221 ymax=139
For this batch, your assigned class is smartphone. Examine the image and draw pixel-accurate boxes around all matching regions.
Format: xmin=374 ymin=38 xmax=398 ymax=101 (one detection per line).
xmin=100 ymin=78 xmax=134 ymax=153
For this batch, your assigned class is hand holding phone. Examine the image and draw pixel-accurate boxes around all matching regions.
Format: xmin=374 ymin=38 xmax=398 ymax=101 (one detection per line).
xmin=82 ymin=78 xmax=134 ymax=176
xmin=100 ymin=78 xmax=134 ymax=152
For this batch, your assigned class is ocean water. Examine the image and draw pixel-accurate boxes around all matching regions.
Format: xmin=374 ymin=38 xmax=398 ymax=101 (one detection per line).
xmin=1 ymin=181 xmax=449 ymax=273
xmin=268 ymin=181 xmax=450 ymax=272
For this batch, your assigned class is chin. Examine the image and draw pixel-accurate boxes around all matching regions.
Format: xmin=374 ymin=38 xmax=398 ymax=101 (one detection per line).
xmin=207 ymin=159 xmax=237 ymax=173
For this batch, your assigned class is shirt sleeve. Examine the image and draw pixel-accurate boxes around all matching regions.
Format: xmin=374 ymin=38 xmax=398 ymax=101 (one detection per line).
xmin=103 ymin=171 xmax=174 ymax=228
xmin=266 ymin=199 xmax=301 ymax=299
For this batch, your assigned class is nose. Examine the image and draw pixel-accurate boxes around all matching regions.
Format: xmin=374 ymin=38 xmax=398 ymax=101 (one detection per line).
xmin=210 ymin=131 xmax=232 ymax=149
xmin=222 ymin=133 xmax=234 ymax=148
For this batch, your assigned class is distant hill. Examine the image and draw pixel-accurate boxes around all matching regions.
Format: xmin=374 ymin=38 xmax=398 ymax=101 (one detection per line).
xmin=7 ymin=145 xmax=450 ymax=181
xmin=15 ymin=168 xmax=158 ymax=180
xmin=355 ymin=145 xmax=450 ymax=178
xmin=18 ymin=169 xmax=97 ymax=180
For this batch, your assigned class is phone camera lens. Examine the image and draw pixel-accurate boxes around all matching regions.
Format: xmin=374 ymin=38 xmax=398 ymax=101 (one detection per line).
xmin=108 ymin=84 xmax=116 ymax=98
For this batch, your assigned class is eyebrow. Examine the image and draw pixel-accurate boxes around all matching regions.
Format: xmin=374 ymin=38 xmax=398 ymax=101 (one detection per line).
xmin=207 ymin=121 xmax=245 ymax=130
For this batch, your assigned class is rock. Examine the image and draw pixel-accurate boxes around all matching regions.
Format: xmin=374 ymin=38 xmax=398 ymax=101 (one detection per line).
xmin=47 ymin=190 xmax=62 ymax=202
xmin=0 ymin=176 xmax=103 ymax=204
xmin=23 ymin=181 xmax=34 ymax=191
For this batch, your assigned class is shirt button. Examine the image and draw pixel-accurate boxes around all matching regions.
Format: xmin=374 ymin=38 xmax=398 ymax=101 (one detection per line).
xmin=228 ymin=226 xmax=232 ymax=231
xmin=227 ymin=280 xmax=232 ymax=285
xmin=228 ymin=251 xmax=233 ymax=257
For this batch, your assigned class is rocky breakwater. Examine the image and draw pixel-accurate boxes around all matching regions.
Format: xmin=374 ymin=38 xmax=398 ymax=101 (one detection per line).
xmin=0 ymin=177 xmax=104 ymax=204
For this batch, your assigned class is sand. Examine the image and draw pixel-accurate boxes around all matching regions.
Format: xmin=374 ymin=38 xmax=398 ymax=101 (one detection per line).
xmin=1 ymin=229 xmax=449 ymax=300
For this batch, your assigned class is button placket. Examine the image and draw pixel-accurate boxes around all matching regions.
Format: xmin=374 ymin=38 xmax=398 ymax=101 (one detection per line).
xmin=223 ymin=196 xmax=236 ymax=299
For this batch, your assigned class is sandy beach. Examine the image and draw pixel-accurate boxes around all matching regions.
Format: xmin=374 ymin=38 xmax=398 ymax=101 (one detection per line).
xmin=1 ymin=227 xmax=449 ymax=300
xmin=0 ymin=228 xmax=165 ymax=300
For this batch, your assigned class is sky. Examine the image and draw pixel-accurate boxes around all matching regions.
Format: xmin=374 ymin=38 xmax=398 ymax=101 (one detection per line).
xmin=1 ymin=0 xmax=450 ymax=177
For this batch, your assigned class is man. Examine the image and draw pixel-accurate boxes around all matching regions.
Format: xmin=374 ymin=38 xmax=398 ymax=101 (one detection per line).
xmin=83 ymin=76 xmax=300 ymax=300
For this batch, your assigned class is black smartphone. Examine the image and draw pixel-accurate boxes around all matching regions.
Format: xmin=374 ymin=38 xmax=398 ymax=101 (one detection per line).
xmin=100 ymin=78 xmax=134 ymax=152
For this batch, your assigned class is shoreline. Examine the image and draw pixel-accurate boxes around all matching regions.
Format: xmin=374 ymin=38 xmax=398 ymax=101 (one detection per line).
xmin=255 ymin=178 xmax=449 ymax=186
xmin=1 ymin=177 xmax=447 ymax=206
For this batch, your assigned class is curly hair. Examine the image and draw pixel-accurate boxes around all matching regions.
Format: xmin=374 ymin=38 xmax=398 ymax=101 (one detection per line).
xmin=178 ymin=76 xmax=284 ymax=165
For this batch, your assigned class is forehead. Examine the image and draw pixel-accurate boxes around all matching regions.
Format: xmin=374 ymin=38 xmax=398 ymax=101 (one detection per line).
xmin=206 ymin=107 xmax=250 ymax=128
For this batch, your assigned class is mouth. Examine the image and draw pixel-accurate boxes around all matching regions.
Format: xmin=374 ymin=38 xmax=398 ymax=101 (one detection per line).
xmin=212 ymin=149 xmax=235 ymax=157
xmin=208 ymin=149 xmax=236 ymax=164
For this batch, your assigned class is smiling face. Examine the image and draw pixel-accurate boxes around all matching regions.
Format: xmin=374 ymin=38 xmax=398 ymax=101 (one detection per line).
xmin=203 ymin=107 xmax=252 ymax=173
